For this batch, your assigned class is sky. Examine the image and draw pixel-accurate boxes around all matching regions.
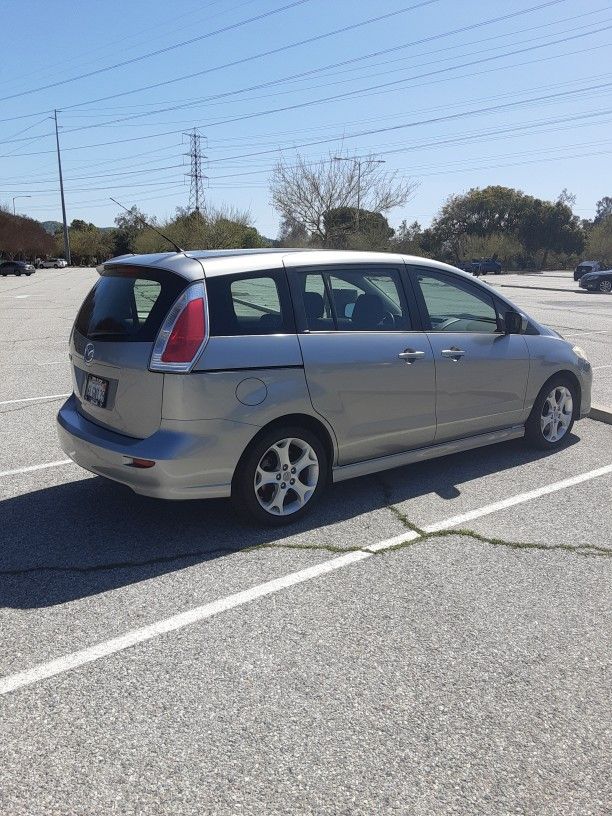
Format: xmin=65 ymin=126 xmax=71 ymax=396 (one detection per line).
xmin=1 ymin=0 xmax=611 ymax=237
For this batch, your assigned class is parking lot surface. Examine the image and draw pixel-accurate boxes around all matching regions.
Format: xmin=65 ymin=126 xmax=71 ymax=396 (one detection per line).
xmin=1 ymin=268 xmax=611 ymax=815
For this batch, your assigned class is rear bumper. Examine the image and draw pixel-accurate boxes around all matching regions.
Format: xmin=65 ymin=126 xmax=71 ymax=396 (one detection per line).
xmin=57 ymin=395 xmax=258 ymax=500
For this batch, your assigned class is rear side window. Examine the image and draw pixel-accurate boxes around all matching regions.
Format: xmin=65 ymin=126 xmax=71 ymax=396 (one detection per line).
xmin=299 ymin=267 xmax=411 ymax=331
xmin=74 ymin=266 xmax=186 ymax=342
xmin=206 ymin=271 xmax=293 ymax=336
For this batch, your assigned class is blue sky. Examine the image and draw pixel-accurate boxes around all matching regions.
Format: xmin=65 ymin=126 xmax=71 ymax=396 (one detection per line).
xmin=1 ymin=0 xmax=611 ymax=236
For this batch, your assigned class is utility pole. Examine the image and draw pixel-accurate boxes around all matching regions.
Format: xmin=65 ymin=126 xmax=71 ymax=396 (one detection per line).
xmin=54 ymin=109 xmax=71 ymax=264
xmin=184 ymin=128 xmax=207 ymax=214
xmin=333 ymin=156 xmax=385 ymax=233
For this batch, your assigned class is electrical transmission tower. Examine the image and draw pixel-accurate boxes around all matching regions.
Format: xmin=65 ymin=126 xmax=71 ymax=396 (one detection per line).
xmin=184 ymin=128 xmax=207 ymax=214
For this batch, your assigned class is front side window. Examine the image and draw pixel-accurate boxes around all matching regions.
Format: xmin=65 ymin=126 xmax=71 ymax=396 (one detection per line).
xmin=300 ymin=268 xmax=411 ymax=331
xmin=416 ymin=270 xmax=499 ymax=333
xmin=207 ymin=272 xmax=292 ymax=336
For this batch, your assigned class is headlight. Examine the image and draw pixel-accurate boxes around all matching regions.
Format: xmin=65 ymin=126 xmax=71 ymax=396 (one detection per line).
xmin=572 ymin=346 xmax=590 ymax=363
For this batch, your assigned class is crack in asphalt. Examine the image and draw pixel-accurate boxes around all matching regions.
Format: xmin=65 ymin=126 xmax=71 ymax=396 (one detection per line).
xmin=1 ymin=515 xmax=609 ymax=578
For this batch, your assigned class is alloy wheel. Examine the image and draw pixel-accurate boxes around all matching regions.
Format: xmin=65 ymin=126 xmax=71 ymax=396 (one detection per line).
xmin=540 ymin=386 xmax=573 ymax=443
xmin=254 ymin=437 xmax=319 ymax=516
xmin=599 ymin=280 xmax=611 ymax=294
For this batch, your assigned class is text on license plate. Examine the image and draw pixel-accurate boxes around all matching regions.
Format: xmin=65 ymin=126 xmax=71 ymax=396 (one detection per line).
xmin=84 ymin=374 xmax=109 ymax=408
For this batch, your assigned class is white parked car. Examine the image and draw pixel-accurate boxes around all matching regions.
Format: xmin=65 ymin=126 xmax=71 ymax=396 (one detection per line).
xmin=38 ymin=258 xmax=68 ymax=269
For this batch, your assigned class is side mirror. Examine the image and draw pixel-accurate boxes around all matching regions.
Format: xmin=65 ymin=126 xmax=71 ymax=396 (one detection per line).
xmin=504 ymin=310 xmax=522 ymax=335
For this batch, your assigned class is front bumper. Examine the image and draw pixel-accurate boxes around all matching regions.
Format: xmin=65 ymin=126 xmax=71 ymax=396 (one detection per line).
xmin=57 ymin=395 xmax=258 ymax=500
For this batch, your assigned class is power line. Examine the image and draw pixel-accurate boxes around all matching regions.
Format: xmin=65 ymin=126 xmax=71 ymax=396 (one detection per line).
xmin=0 ymin=0 xmax=315 ymax=104
xmin=59 ymin=18 xmax=609 ymax=135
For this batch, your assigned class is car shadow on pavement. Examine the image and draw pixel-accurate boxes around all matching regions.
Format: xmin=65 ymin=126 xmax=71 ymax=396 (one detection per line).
xmin=0 ymin=434 xmax=579 ymax=609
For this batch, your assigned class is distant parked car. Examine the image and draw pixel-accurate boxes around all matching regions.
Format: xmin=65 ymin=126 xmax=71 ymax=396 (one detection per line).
xmin=37 ymin=258 xmax=68 ymax=269
xmin=578 ymin=268 xmax=612 ymax=293
xmin=463 ymin=258 xmax=502 ymax=276
xmin=574 ymin=260 xmax=601 ymax=281
xmin=0 ymin=260 xmax=35 ymax=276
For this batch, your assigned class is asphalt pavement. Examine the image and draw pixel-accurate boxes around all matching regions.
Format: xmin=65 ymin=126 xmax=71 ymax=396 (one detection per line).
xmin=0 ymin=267 xmax=610 ymax=815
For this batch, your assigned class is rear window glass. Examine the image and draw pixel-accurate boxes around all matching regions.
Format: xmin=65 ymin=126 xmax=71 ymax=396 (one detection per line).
xmin=74 ymin=267 xmax=186 ymax=342
xmin=206 ymin=272 xmax=293 ymax=336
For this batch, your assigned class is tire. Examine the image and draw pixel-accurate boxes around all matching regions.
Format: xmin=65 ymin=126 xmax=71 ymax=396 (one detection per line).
xmin=525 ymin=374 xmax=577 ymax=450
xmin=232 ymin=426 xmax=329 ymax=526
xmin=54 ymin=264 xmax=59 ymax=268
xmin=599 ymin=280 xmax=611 ymax=294
xmin=25 ymin=272 xmax=31 ymax=276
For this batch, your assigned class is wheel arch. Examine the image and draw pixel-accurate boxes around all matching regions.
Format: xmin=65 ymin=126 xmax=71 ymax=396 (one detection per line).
xmin=537 ymin=369 xmax=582 ymax=415
xmin=232 ymin=412 xmax=337 ymax=484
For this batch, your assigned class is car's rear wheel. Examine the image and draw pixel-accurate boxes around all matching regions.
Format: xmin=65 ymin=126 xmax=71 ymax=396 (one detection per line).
xmin=525 ymin=375 xmax=577 ymax=450
xmin=232 ymin=426 xmax=328 ymax=525
xmin=599 ymin=279 xmax=611 ymax=294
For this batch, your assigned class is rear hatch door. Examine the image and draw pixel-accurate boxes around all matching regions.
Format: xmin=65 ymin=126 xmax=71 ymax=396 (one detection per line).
xmin=71 ymin=265 xmax=187 ymax=438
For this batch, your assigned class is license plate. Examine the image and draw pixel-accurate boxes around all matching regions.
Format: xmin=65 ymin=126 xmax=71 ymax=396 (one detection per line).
xmin=84 ymin=374 xmax=109 ymax=408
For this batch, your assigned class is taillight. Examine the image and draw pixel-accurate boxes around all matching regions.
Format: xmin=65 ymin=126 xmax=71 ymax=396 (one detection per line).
xmin=150 ymin=282 xmax=208 ymax=373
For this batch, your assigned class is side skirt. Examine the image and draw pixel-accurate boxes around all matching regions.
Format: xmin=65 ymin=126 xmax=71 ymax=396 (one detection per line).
xmin=332 ymin=425 xmax=525 ymax=483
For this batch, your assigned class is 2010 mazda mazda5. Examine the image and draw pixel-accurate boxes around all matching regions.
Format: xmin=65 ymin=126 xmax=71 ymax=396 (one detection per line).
xmin=57 ymin=249 xmax=592 ymax=525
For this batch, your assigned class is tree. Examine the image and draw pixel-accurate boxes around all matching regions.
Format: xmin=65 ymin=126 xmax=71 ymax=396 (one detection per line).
xmin=113 ymin=206 xmax=149 ymax=255
xmin=428 ymin=186 xmax=584 ymax=267
xmin=518 ymin=199 xmax=583 ymax=268
xmin=270 ymin=150 xmax=417 ymax=245
xmin=278 ymin=216 xmax=308 ymax=247
xmin=0 ymin=206 xmax=54 ymax=260
xmin=595 ymin=196 xmax=612 ymax=223
xmin=59 ymin=221 xmax=114 ymax=265
xmin=133 ymin=205 xmax=269 ymax=254
xmin=323 ymin=207 xmax=393 ymax=249
xmin=390 ymin=220 xmax=423 ymax=254
xmin=586 ymin=215 xmax=612 ymax=265
xmin=557 ymin=188 xmax=577 ymax=208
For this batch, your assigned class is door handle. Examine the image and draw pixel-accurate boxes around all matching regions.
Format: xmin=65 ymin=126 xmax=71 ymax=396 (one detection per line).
xmin=398 ymin=349 xmax=426 ymax=363
xmin=441 ymin=347 xmax=465 ymax=360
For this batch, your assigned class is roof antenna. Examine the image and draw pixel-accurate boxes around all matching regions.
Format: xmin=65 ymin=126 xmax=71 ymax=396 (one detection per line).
xmin=110 ymin=197 xmax=184 ymax=253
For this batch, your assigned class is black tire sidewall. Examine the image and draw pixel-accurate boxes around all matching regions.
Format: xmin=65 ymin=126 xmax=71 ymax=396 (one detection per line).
xmin=525 ymin=375 xmax=577 ymax=449
xmin=232 ymin=426 xmax=329 ymax=526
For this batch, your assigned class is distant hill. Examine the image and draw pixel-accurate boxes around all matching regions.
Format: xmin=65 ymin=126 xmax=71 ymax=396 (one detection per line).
xmin=39 ymin=220 xmax=114 ymax=234
xmin=41 ymin=220 xmax=62 ymax=234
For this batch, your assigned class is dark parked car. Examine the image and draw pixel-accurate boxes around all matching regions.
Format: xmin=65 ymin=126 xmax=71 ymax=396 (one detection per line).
xmin=578 ymin=268 xmax=612 ymax=293
xmin=463 ymin=258 xmax=502 ymax=276
xmin=574 ymin=260 xmax=601 ymax=281
xmin=0 ymin=260 xmax=35 ymax=276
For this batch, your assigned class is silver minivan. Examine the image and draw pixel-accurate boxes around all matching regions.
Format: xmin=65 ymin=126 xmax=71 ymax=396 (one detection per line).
xmin=57 ymin=249 xmax=592 ymax=524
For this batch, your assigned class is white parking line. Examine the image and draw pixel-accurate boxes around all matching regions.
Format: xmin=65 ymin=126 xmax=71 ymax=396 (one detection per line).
xmin=1 ymin=462 xmax=611 ymax=696
xmin=0 ymin=552 xmax=370 ymax=696
xmin=0 ymin=393 xmax=70 ymax=407
xmin=0 ymin=460 xmax=73 ymax=479
xmin=592 ymin=364 xmax=612 ymax=371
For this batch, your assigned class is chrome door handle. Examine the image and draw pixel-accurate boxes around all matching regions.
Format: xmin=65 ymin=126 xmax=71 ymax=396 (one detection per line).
xmin=441 ymin=347 xmax=465 ymax=360
xmin=398 ymin=349 xmax=426 ymax=363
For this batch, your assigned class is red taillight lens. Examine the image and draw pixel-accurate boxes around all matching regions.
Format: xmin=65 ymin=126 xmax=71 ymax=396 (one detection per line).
xmin=161 ymin=297 xmax=205 ymax=363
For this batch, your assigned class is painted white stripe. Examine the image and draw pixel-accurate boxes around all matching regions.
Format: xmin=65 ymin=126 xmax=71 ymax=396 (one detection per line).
xmin=0 ymin=460 xmax=72 ymax=478
xmin=422 ymin=463 xmax=612 ymax=534
xmin=0 ymin=393 xmax=70 ymax=407
xmin=0 ymin=551 xmax=370 ymax=696
xmin=592 ymin=364 xmax=612 ymax=371
xmin=1 ymin=462 xmax=611 ymax=696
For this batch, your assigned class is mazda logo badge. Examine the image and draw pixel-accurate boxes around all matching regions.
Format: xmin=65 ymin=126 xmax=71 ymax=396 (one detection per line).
xmin=84 ymin=343 xmax=95 ymax=365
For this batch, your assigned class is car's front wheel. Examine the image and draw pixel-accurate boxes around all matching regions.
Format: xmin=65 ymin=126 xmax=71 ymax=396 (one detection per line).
xmin=232 ymin=426 xmax=328 ymax=525
xmin=525 ymin=375 xmax=577 ymax=450
xmin=599 ymin=279 xmax=611 ymax=294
